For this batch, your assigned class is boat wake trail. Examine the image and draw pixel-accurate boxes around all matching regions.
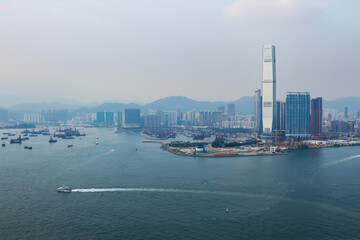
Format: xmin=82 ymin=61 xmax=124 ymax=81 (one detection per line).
xmin=322 ymin=155 xmax=360 ymax=168
xmin=70 ymin=187 xmax=360 ymax=217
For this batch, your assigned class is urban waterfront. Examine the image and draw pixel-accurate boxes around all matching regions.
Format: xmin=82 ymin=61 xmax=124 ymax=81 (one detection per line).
xmin=0 ymin=128 xmax=360 ymax=239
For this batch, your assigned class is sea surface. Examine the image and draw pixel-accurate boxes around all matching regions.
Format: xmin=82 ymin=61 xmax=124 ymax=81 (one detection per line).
xmin=0 ymin=128 xmax=360 ymax=240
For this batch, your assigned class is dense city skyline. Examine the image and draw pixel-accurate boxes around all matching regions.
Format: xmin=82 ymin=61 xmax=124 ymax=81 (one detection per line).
xmin=0 ymin=0 xmax=360 ymax=103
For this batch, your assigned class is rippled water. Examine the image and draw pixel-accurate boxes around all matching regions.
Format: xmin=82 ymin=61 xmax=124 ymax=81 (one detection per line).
xmin=0 ymin=128 xmax=360 ymax=239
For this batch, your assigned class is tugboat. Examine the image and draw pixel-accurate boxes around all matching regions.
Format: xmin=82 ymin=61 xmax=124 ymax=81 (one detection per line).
xmin=96 ymin=142 xmax=99 ymax=145
xmin=57 ymin=186 xmax=72 ymax=193
xmin=49 ymin=136 xmax=57 ymax=143
xmin=24 ymin=146 xmax=32 ymax=150
xmin=68 ymin=144 xmax=73 ymax=148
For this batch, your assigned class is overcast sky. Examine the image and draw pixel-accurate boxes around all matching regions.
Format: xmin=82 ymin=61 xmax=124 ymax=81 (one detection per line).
xmin=0 ymin=0 xmax=359 ymax=104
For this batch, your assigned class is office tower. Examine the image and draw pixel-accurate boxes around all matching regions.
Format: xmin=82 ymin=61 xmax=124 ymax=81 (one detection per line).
xmin=275 ymin=101 xmax=286 ymax=131
xmin=105 ymin=112 xmax=114 ymax=124
xmin=286 ymin=92 xmax=310 ymax=139
xmin=254 ymin=89 xmax=262 ymax=133
xmin=357 ymin=111 xmax=360 ymax=119
xmin=122 ymin=108 xmax=141 ymax=128
xmin=262 ymin=45 xmax=276 ymax=133
xmin=280 ymin=102 xmax=286 ymax=131
xmin=226 ymin=104 xmax=235 ymax=116
xmin=0 ymin=109 xmax=9 ymax=122
xmin=310 ymin=97 xmax=323 ymax=136
xmin=344 ymin=107 xmax=348 ymax=119
xmin=217 ymin=105 xmax=225 ymax=113
xmin=96 ymin=112 xmax=105 ymax=123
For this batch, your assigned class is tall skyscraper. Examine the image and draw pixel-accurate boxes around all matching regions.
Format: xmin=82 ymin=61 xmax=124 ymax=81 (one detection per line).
xmin=262 ymin=45 xmax=276 ymax=133
xmin=254 ymin=89 xmax=262 ymax=133
xmin=286 ymin=92 xmax=310 ymax=139
xmin=310 ymin=97 xmax=323 ymax=136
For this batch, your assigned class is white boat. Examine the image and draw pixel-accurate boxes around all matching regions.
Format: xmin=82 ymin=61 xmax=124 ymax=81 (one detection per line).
xmin=57 ymin=186 xmax=72 ymax=193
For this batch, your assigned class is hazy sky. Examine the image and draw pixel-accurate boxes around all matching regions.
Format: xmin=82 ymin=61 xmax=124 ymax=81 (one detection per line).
xmin=0 ymin=0 xmax=359 ymax=104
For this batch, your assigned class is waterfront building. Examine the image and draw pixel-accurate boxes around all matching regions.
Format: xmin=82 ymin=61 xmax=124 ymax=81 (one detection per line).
xmin=105 ymin=112 xmax=114 ymax=124
xmin=117 ymin=111 xmax=122 ymax=126
xmin=23 ymin=113 xmax=43 ymax=123
xmin=286 ymin=92 xmax=310 ymax=139
xmin=254 ymin=89 xmax=262 ymax=133
xmin=122 ymin=108 xmax=141 ymax=128
xmin=96 ymin=112 xmax=105 ymax=123
xmin=143 ymin=115 xmax=161 ymax=128
xmin=0 ymin=109 xmax=8 ymax=122
xmin=310 ymin=97 xmax=323 ymax=136
xmin=262 ymin=45 xmax=276 ymax=133
xmin=226 ymin=104 xmax=235 ymax=116
xmin=43 ymin=109 xmax=68 ymax=123
xmin=330 ymin=120 xmax=354 ymax=134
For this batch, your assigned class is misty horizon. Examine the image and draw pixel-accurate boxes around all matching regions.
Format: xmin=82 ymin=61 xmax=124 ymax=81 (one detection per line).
xmin=1 ymin=0 xmax=360 ymax=104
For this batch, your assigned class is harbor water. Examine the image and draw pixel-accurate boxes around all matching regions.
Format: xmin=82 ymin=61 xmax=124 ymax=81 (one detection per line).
xmin=0 ymin=128 xmax=360 ymax=239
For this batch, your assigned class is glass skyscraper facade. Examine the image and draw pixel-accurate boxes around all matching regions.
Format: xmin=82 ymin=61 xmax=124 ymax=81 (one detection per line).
xmin=286 ymin=92 xmax=310 ymax=139
xmin=262 ymin=45 xmax=276 ymax=133
xmin=254 ymin=89 xmax=262 ymax=133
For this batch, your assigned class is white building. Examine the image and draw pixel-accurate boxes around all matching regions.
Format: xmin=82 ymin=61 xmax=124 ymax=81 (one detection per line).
xmin=23 ymin=114 xmax=43 ymax=123
xmin=262 ymin=45 xmax=276 ymax=133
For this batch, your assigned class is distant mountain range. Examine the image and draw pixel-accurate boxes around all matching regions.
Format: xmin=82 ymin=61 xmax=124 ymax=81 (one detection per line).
xmin=4 ymin=95 xmax=360 ymax=115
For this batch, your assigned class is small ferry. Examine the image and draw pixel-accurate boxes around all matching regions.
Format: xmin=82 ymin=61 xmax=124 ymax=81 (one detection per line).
xmin=1 ymin=137 xmax=8 ymax=140
xmin=57 ymin=186 xmax=72 ymax=193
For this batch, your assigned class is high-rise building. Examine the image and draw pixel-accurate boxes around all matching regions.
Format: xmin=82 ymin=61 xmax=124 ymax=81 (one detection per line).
xmin=344 ymin=107 xmax=348 ymax=119
xmin=310 ymin=97 xmax=323 ymax=136
xmin=262 ymin=45 xmax=276 ymax=133
xmin=226 ymin=104 xmax=235 ymax=116
xmin=254 ymin=89 xmax=262 ymax=133
xmin=96 ymin=112 xmax=105 ymax=123
xmin=286 ymin=92 xmax=310 ymax=139
xmin=43 ymin=109 xmax=68 ymax=123
xmin=24 ymin=113 xmax=43 ymax=123
xmin=105 ymin=112 xmax=114 ymax=124
xmin=275 ymin=101 xmax=286 ymax=131
xmin=122 ymin=109 xmax=141 ymax=128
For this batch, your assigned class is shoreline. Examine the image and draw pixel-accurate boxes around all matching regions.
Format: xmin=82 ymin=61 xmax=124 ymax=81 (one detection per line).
xmin=124 ymin=129 xmax=360 ymax=158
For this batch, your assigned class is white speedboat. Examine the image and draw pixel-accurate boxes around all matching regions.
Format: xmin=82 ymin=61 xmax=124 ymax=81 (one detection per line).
xmin=57 ymin=186 xmax=72 ymax=193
